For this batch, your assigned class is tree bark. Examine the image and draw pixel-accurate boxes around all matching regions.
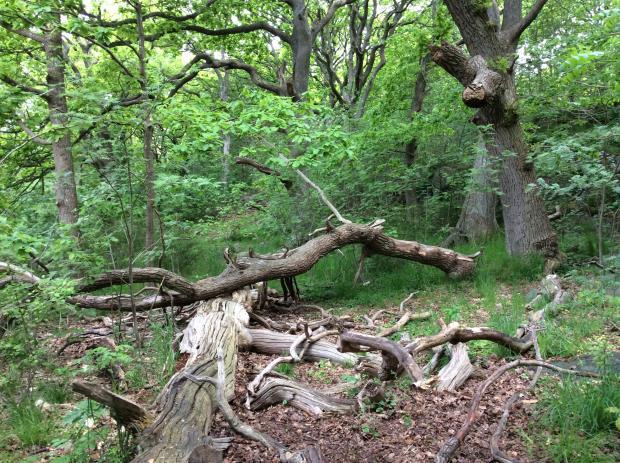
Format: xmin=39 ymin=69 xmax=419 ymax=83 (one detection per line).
xmin=70 ymin=221 xmax=478 ymax=311
xmin=136 ymin=2 xmax=156 ymax=255
xmin=403 ymin=54 xmax=430 ymax=223
xmin=431 ymin=1 xmax=559 ymax=261
xmin=131 ymin=298 xmax=249 ymax=463
xmin=444 ymin=136 xmax=498 ymax=245
xmin=44 ymin=19 xmax=80 ymax=235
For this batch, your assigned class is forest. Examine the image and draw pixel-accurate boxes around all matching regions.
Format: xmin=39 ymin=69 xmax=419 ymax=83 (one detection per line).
xmin=0 ymin=0 xmax=618 ymax=462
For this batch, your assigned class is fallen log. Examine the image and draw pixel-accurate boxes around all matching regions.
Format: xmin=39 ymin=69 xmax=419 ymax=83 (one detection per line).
xmin=73 ymin=298 xmax=249 ymax=462
xmin=248 ymin=377 xmax=356 ymax=415
xmin=66 ymin=221 xmax=477 ymax=311
xmin=339 ymin=331 xmax=424 ymax=382
xmin=247 ymin=328 xmax=382 ymax=375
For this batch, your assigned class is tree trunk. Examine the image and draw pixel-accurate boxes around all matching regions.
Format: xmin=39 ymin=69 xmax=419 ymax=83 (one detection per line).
xmin=403 ymin=54 xmax=430 ymax=223
xmin=218 ymin=68 xmax=231 ymax=187
xmin=290 ymin=1 xmax=312 ymax=98
xmin=431 ymin=0 xmax=559 ymax=262
xmin=44 ymin=22 xmax=79 ymax=235
xmin=133 ymin=298 xmax=248 ymax=462
xmin=445 ymin=136 xmax=498 ymax=245
xmin=136 ymin=2 xmax=155 ymax=255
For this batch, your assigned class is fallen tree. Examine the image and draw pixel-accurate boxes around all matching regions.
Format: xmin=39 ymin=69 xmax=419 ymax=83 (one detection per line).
xmin=67 ymin=220 xmax=478 ymax=311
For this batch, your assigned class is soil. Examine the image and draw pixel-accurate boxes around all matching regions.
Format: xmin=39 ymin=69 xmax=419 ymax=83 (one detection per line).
xmin=47 ymin=306 xmax=545 ymax=463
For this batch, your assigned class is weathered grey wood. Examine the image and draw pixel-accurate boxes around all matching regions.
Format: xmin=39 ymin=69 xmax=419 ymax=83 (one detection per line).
xmin=248 ymin=377 xmax=356 ymax=415
xmin=436 ymin=343 xmax=473 ymax=392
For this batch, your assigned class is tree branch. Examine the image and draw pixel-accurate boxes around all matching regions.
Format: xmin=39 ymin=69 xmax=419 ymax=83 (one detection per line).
xmin=15 ymin=120 xmax=52 ymax=145
xmin=502 ymin=0 xmax=550 ymax=45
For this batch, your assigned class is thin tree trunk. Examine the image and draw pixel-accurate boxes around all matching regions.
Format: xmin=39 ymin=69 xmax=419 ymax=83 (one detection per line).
xmin=44 ymin=20 xmax=79 ymax=236
xmin=136 ymin=1 xmax=155 ymax=255
xmin=217 ymin=68 xmax=231 ymax=187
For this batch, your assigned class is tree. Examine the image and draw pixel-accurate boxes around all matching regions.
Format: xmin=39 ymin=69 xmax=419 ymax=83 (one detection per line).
xmin=431 ymin=0 xmax=559 ymax=262
xmin=0 ymin=9 xmax=80 ymax=236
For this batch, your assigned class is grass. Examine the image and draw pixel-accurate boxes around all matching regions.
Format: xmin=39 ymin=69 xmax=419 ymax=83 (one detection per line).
xmin=6 ymin=399 xmax=56 ymax=448
xmin=531 ymin=356 xmax=620 ymax=463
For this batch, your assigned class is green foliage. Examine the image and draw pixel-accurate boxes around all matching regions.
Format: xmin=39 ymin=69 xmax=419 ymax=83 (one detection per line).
xmin=533 ymin=356 xmax=620 ymax=463
xmin=274 ymin=362 xmax=296 ymax=377
xmin=6 ymin=399 xmax=56 ymax=448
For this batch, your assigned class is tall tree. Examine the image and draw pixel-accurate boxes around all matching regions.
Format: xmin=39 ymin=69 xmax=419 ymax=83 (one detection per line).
xmin=0 ymin=11 xmax=80 ymax=236
xmin=430 ymin=0 xmax=559 ymax=262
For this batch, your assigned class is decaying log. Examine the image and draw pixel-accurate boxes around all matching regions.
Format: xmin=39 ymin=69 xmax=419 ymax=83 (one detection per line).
xmin=71 ymin=380 xmax=152 ymax=432
xmin=248 ymin=328 xmax=379 ymax=371
xmin=435 ymin=343 xmax=473 ymax=392
xmin=435 ymin=359 xmax=598 ymax=463
xmin=248 ymin=377 xmax=356 ymax=415
xmin=68 ymin=221 xmax=477 ymax=311
xmin=127 ymin=299 xmax=249 ymax=462
xmin=203 ymin=352 xmax=321 ymax=463
xmin=339 ymin=331 xmax=424 ymax=382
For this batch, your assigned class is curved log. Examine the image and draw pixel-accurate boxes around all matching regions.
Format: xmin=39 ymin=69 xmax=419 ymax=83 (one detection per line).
xmin=248 ymin=377 xmax=356 ymax=415
xmin=339 ymin=331 xmax=424 ymax=383
xmin=407 ymin=323 xmax=534 ymax=355
xmin=68 ymin=222 xmax=477 ymax=311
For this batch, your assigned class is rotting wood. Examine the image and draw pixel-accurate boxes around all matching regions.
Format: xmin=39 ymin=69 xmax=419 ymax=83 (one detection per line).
xmin=435 ymin=342 xmax=473 ymax=392
xmin=248 ymin=377 xmax=356 ymax=415
xmin=339 ymin=330 xmax=424 ymax=382
xmin=71 ymin=380 xmax=152 ymax=433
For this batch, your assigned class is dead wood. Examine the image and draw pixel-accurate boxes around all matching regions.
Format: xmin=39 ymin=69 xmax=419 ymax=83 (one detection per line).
xmin=376 ymin=310 xmax=431 ymax=337
xmin=247 ymin=377 xmax=356 ymax=415
xmin=435 ymin=359 xmax=598 ymax=463
xmin=73 ymin=298 xmax=250 ymax=462
xmin=71 ymin=380 xmax=152 ymax=432
xmin=490 ymin=331 xmax=544 ymax=463
xmin=339 ymin=331 xmax=424 ymax=382
xmin=435 ymin=342 xmax=473 ymax=392
xmin=407 ymin=322 xmax=534 ymax=355
xmin=67 ymin=221 xmax=477 ymax=311
xmin=248 ymin=328 xmax=379 ymax=370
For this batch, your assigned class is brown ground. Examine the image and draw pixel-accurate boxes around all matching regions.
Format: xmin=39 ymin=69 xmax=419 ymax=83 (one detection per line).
xmin=43 ymin=306 xmax=540 ymax=463
xmin=211 ymin=351 xmax=535 ymax=463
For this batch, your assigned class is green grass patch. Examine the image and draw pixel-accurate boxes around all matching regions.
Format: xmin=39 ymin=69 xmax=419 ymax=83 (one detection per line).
xmin=532 ymin=357 xmax=620 ymax=463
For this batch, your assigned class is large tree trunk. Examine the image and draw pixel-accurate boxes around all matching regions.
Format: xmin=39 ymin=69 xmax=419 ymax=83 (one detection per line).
xmin=44 ymin=21 xmax=79 ymax=235
xmin=431 ymin=0 xmax=559 ymax=262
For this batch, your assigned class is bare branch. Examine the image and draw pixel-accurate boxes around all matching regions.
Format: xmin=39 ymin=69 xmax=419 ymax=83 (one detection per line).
xmin=502 ymin=0 xmax=550 ymax=45
xmin=15 ymin=120 xmax=52 ymax=145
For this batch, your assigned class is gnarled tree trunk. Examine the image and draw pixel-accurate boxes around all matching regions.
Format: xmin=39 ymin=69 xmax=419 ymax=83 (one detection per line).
xmin=431 ymin=0 xmax=559 ymax=263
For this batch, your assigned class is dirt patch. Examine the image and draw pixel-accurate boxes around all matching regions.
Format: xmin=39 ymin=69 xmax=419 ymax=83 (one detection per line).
xmin=213 ymin=352 xmax=535 ymax=462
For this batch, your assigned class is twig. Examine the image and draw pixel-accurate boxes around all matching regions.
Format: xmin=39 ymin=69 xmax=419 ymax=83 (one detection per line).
xmin=435 ymin=359 xmax=598 ymax=463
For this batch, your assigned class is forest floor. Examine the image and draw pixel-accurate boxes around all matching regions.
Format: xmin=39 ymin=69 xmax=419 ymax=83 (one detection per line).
xmin=2 ymin=268 xmax=618 ymax=463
